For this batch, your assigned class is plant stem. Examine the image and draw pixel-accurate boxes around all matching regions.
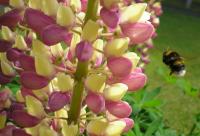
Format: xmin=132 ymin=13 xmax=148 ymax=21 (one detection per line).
xmin=68 ymin=0 xmax=98 ymax=125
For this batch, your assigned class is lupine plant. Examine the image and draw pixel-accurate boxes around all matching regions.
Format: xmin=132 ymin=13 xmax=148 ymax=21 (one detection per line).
xmin=0 ymin=0 xmax=155 ymax=135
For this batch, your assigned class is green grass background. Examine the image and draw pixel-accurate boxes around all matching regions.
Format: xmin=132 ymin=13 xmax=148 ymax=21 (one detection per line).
xmin=145 ymin=7 xmax=200 ymax=134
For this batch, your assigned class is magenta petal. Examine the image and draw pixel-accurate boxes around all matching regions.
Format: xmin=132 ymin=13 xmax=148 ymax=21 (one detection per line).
xmin=20 ymin=87 xmax=35 ymax=98
xmin=100 ymin=7 xmax=119 ymax=29
xmin=18 ymin=54 xmax=35 ymax=72
xmin=12 ymin=110 xmax=41 ymax=127
xmin=121 ymin=118 xmax=134 ymax=132
xmin=75 ymin=41 xmax=93 ymax=62
xmin=48 ymin=92 xmax=71 ymax=111
xmin=0 ymin=125 xmax=16 ymax=136
xmin=7 ymin=102 xmax=25 ymax=118
xmin=6 ymin=48 xmax=22 ymax=62
xmin=0 ymin=40 xmax=12 ymax=52
xmin=85 ymin=92 xmax=105 ymax=114
xmin=41 ymin=24 xmax=70 ymax=46
xmin=121 ymin=72 xmax=147 ymax=91
xmin=20 ymin=71 xmax=49 ymax=90
xmin=0 ymin=72 xmax=12 ymax=85
xmin=106 ymin=101 xmax=132 ymax=118
xmin=24 ymin=8 xmax=55 ymax=34
xmin=107 ymin=57 xmax=132 ymax=77
xmin=0 ymin=9 xmax=22 ymax=28
xmin=120 ymin=22 xmax=154 ymax=44
xmin=13 ymin=129 xmax=31 ymax=136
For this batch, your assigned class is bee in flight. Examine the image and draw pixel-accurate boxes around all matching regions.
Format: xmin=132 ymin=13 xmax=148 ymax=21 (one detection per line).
xmin=163 ymin=49 xmax=186 ymax=76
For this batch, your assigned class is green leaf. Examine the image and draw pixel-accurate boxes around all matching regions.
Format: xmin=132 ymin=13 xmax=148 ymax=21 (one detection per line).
xmin=124 ymin=130 xmax=136 ymax=136
xmin=144 ymin=118 xmax=162 ymax=136
xmin=143 ymin=100 xmax=162 ymax=108
xmin=142 ymin=87 xmax=161 ymax=103
xmin=134 ymin=122 xmax=143 ymax=136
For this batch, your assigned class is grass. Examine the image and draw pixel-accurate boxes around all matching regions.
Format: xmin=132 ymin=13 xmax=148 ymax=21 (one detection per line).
xmin=145 ymin=7 xmax=200 ymax=134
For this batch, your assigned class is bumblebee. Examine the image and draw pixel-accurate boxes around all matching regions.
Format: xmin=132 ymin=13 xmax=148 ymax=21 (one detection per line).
xmin=163 ymin=50 xmax=186 ymax=76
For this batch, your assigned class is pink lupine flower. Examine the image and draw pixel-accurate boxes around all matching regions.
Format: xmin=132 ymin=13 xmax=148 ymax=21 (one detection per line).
xmin=100 ymin=7 xmax=119 ymax=29
xmin=85 ymin=91 xmax=105 ymax=114
xmin=106 ymin=101 xmax=132 ymax=118
xmin=81 ymin=0 xmax=88 ymax=12
xmin=0 ymin=9 xmax=22 ymax=28
xmin=121 ymin=71 xmax=147 ymax=91
xmin=12 ymin=129 xmax=31 ymax=136
xmin=0 ymin=40 xmax=12 ymax=52
xmin=0 ymin=125 xmax=16 ymax=136
xmin=6 ymin=48 xmax=22 ymax=62
xmin=48 ymin=91 xmax=71 ymax=111
xmin=41 ymin=24 xmax=71 ymax=46
xmin=20 ymin=71 xmax=49 ymax=90
xmin=18 ymin=54 xmax=36 ymax=72
xmin=20 ymin=87 xmax=36 ymax=98
xmin=121 ymin=118 xmax=134 ymax=132
xmin=0 ymin=72 xmax=13 ymax=85
xmin=120 ymin=22 xmax=154 ymax=44
xmin=24 ymin=8 xmax=56 ymax=34
xmin=11 ymin=110 xmax=41 ymax=127
xmin=75 ymin=41 xmax=93 ymax=62
xmin=107 ymin=57 xmax=132 ymax=77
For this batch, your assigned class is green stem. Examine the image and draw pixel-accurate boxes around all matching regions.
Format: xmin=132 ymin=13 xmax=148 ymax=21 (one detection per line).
xmin=68 ymin=0 xmax=98 ymax=125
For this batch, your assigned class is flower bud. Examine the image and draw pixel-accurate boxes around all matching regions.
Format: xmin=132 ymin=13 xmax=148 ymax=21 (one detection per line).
xmin=9 ymin=0 xmax=24 ymax=8
xmin=75 ymin=41 xmax=93 ymax=62
xmin=86 ymin=91 xmax=105 ymax=114
xmin=48 ymin=91 xmax=71 ymax=111
xmin=25 ymin=95 xmax=46 ymax=118
xmin=20 ymin=71 xmax=49 ymax=90
xmin=104 ymin=120 xmax=126 ymax=136
xmin=35 ymin=55 xmax=55 ymax=77
xmin=120 ymin=22 xmax=154 ymax=44
xmin=85 ymin=74 xmax=106 ymax=93
xmin=12 ymin=110 xmax=41 ymax=127
xmin=24 ymin=8 xmax=55 ymax=34
xmin=13 ymin=129 xmax=31 ymax=136
xmin=106 ymin=101 xmax=132 ymax=118
xmin=107 ymin=57 xmax=132 ymax=77
xmin=120 ymin=3 xmax=147 ymax=23
xmin=0 ymin=111 xmax=7 ymax=129
xmin=13 ymin=35 xmax=28 ymax=50
xmin=56 ymin=73 xmax=74 ymax=92
xmin=41 ymin=24 xmax=71 ymax=46
xmin=104 ymin=38 xmax=129 ymax=57
xmin=100 ymin=7 xmax=119 ymax=29
xmin=42 ymin=0 xmax=59 ymax=16
xmin=57 ymin=5 xmax=75 ymax=27
xmin=18 ymin=54 xmax=36 ymax=72
xmin=123 ymin=52 xmax=140 ymax=70
xmin=70 ymin=0 xmax=81 ymax=12
xmin=0 ymin=39 xmax=12 ymax=52
xmin=0 ymin=9 xmax=22 ymax=28
xmin=82 ymin=20 xmax=99 ymax=42
xmin=87 ymin=119 xmax=108 ymax=135
xmin=1 ymin=26 xmax=14 ymax=41
xmin=104 ymin=83 xmax=128 ymax=101
xmin=121 ymin=72 xmax=147 ymax=91
xmin=121 ymin=118 xmax=134 ymax=132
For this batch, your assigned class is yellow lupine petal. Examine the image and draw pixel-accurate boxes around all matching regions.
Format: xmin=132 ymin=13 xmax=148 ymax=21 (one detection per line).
xmin=35 ymin=55 xmax=55 ymax=77
xmin=50 ymin=43 xmax=64 ymax=57
xmin=25 ymin=95 xmax=46 ymax=118
xmin=82 ymin=20 xmax=99 ymax=42
xmin=42 ymin=0 xmax=59 ymax=16
xmin=0 ymin=112 xmax=6 ymax=129
xmin=62 ymin=122 xmax=78 ymax=136
xmin=28 ymin=0 xmax=42 ymax=10
xmin=70 ymin=31 xmax=81 ymax=58
xmin=13 ymin=35 xmax=27 ymax=50
xmin=104 ymin=83 xmax=128 ymax=101
xmin=85 ymin=74 xmax=106 ymax=93
xmin=9 ymin=0 xmax=24 ymax=8
xmin=92 ymin=39 xmax=104 ymax=61
xmin=32 ymin=39 xmax=50 ymax=57
xmin=123 ymin=52 xmax=140 ymax=70
xmin=0 ymin=61 xmax=15 ymax=76
xmin=25 ymin=123 xmax=41 ymax=136
xmin=102 ymin=0 xmax=120 ymax=9
xmin=120 ymin=3 xmax=147 ymax=23
xmin=70 ymin=0 xmax=81 ymax=12
xmin=57 ymin=5 xmax=75 ymax=27
xmin=87 ymin=119 xmax=108 ymax=135
xmin=16 ymin=90 xmax=25 ymax=102
xmin=1 ymin=26 xmax=14 ymax=41
xmin=55 ymin=108 xmax=68 ymax=127
xmin=105 ymin=121 xmax=126 ymax=136
xmin=57 ymin=73 xmax=74 ymax=92
xmin=39 ymin=125 xmax=58 ymax=136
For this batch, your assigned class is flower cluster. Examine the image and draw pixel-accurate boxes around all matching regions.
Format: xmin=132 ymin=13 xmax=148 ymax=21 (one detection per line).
xmin=134 ymin=0 xmax=163 ymax=70
xmin=0 ymin=0 xmax=154 ymax=135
